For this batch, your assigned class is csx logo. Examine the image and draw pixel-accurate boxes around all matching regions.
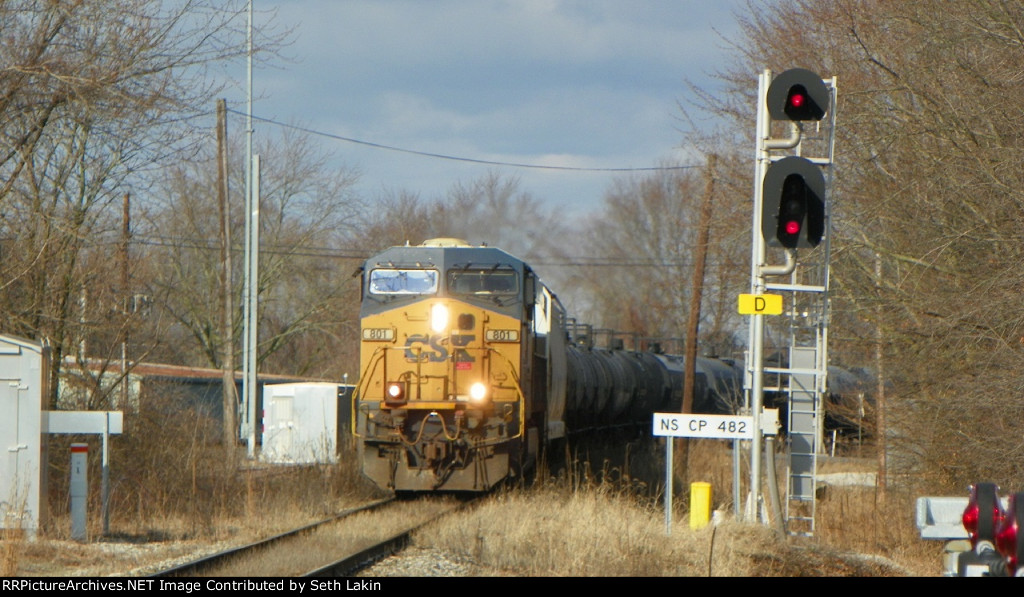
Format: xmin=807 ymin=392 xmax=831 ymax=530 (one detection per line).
xmin=404 ymin=334 xmax=475 ymax=363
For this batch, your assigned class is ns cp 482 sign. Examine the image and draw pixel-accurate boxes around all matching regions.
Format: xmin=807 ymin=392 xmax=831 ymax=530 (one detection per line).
xmin=652 ymin=413 xmax=754 ymax=440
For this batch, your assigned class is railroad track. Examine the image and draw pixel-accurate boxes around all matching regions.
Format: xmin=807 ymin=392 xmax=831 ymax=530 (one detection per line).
xmin=149 ymin=496 xmax=473 ymax=577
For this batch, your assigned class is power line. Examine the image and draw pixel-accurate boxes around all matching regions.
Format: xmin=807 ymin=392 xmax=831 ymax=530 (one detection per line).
xmin=129 ymin=234 xmax=736 ymax=268
xmin=226 ymin=107 xmax=701 ymax=173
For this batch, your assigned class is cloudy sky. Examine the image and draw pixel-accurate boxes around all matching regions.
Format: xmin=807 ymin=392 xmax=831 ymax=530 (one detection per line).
xmin=234 ymin=0 xmax=752 ymax=217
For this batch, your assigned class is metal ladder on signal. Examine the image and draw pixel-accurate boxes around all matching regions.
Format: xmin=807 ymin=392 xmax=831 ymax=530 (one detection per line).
xmin=764 ymin=278 xmax=829 ymax=536
xmin=779 ymin=342 xmax=824 ymax=536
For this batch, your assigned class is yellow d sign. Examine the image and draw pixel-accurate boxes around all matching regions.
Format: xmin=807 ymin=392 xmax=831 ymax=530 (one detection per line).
xmin=738 ymin=293 xmax=783 ymax=315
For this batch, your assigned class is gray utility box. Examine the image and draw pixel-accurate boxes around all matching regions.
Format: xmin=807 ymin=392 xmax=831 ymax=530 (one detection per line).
xmin=0 ymin=335 xmax=49 ymax=537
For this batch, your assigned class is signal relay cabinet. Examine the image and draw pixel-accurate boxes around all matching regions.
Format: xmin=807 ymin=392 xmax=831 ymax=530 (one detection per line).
xmin=260 ymin=382 xmax=354 ymax=465
xmin=0 ymin=334 xmax=48 ymax=537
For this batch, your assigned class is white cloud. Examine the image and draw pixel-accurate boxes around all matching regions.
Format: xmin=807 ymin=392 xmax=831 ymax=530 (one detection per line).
xmin=245 ymin=0 xmax=746 ymax=215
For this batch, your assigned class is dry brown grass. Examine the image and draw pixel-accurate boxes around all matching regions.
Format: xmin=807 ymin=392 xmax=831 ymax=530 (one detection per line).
xmin=3 ymin=385 xmax=388 ymax=576
xmin=411 ymin=440 xmax=940 ymax=577
xmin=409 ymin=481 xmax=926 ymax=576
xmin=2 ymin=527 xmax=23 ymax=576
xmin=39 ymin=385 xmax=387 ymax=544
xmin=3 ymin=395 xmax=942 ymax=576
xmin=9 ymin=452 xmax=386 ymax=576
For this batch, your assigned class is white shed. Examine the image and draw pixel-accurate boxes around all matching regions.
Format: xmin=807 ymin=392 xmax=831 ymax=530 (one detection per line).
xmin=0 ymin=334 xmax=48 ymax=536
xmin=260 ymin=382 xmax=351 ymax=464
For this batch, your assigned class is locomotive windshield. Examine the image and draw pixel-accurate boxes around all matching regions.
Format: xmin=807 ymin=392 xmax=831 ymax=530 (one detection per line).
xmin=447 ymin=268 xmax=518 ymax=296
xmin=368 ymin=268 xmax=439 ymax=295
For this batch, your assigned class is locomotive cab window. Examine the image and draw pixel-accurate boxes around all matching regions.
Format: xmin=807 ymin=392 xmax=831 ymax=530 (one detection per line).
xmin=448 ymin=268 xmax=518 ymax=296
xmin=368 ymin=268 xmax=439 ymax=295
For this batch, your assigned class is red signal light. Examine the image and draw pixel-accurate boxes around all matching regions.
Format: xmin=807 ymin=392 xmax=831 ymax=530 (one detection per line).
xmin=963 ymin=503 xmax=979 ymax=538
xmin=784 ymin=85 xmax=815 ymax=120
xmin=761 ymin=156 xmax=826 ymax=249
xmin=994 ymin=492 xmax=1023 ymax=575
xmin=767 ymin=69 xmax=829 ymax=122
xmin=963 ymin=482 xmax=1004 ymax=548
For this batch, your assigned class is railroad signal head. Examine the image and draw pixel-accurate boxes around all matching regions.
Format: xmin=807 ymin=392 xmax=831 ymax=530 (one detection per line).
xmin=762 ymin=156 xmax=826 ymax=249
xmin=767 ymin=68 xmax=830 ymax=122
xmin=963 ymin=482 xmax=1004 ymax=549
xmin=994 ymin=492 xmax=1023 ymax=575
xmin=778 ymin=179 xmax=806 ymax=246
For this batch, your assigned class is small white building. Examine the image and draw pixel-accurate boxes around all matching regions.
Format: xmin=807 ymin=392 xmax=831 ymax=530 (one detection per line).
xmin=0 ymin=334 xmax=49 ymax=536
xmin=260 ymin=382 xmax=353 ymax=464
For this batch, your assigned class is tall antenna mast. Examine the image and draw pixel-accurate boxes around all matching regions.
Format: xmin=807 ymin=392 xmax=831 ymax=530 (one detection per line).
xmin=243 ymin=0 xmax=258 ymax=458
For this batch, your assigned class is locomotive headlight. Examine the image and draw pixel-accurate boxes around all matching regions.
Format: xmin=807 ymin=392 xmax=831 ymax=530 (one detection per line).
xmin=469 ymin=382 xmax=488 ymax=403
xmin=384 ymin=381 xmax=407 ymax=406
xmin=430 ymin=303 xmax=449 ymax=332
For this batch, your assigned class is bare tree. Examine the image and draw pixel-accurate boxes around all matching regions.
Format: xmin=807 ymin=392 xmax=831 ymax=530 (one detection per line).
xmin=142 ymin=126 xmax=363 ymax=381
xmin=350 ymin=172 xmax=574 ymax=281
xmin=0 ymin=0 xmax=286 ymax=407
xmin=571 ymin=163 xmax=749 ymax=357
xmin=696 ymin=0 xmax=1024 ymax=489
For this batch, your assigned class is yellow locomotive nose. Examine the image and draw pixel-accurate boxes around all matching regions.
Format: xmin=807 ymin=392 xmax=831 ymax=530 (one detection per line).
xmin=354 ymin=240 xmax=532 ymax=492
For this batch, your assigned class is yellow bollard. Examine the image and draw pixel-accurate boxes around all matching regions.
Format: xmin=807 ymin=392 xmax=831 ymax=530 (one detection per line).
xmin=690 ymin=482 xmax=712 ymax=530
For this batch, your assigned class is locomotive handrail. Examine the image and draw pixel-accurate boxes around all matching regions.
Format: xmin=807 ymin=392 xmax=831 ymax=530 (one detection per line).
xmin=483 ymin=346 xmax=526 ymax=441
xmin=399 ymin=411 xmax=460 ymax=445
xmin=351 ymin=346 xmax=388 ymax=439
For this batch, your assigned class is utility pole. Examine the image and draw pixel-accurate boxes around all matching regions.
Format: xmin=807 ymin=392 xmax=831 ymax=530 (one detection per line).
xmin=120 ymin=193 xmax=130 ymax=411
xmin=217 ymin=98 xmax=238 ymax=462
xmin=678 ymin=154 xmax=717 ymax=480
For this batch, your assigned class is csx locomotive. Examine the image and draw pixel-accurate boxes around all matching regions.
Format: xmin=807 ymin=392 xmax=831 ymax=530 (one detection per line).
xmin=351 ymin=239 xmax=746 ymax=492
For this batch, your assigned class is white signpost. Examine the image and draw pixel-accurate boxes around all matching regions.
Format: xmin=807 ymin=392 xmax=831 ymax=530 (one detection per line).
xmin=653 ymin=413 xmax=754 ymax=441
xmin=655 ymin=411 xmax=777 ymax=535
